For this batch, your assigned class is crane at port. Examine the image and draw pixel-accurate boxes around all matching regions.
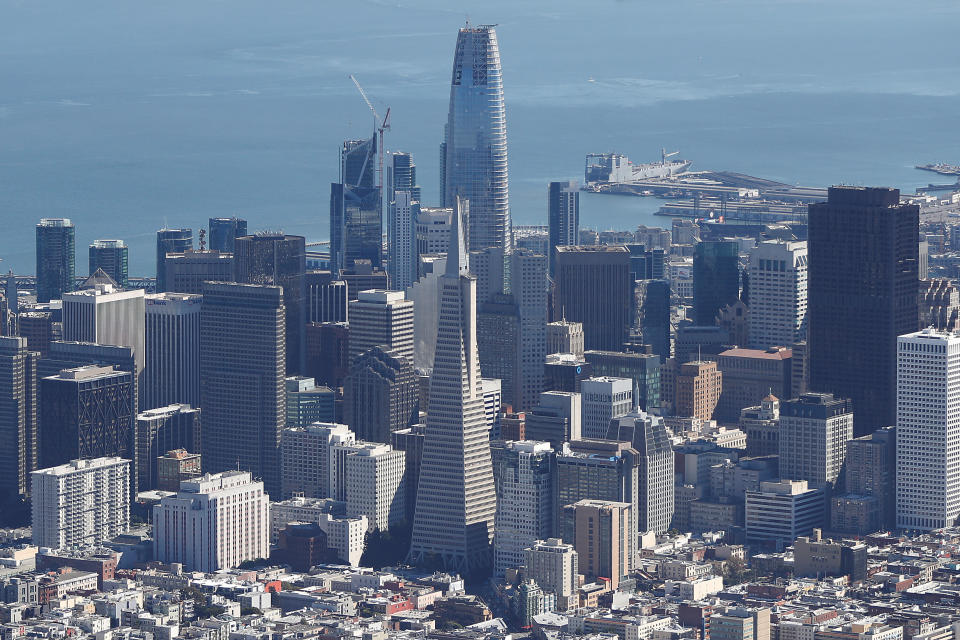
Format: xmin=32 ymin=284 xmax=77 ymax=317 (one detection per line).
xmin=661 ymin=148 xmax=680 ymax=164
xmin=349 ymin=74 xmax=391 ymax=191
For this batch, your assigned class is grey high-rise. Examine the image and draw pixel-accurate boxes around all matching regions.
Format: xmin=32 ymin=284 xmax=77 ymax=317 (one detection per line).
xmin=0 ymin=337 xmax=38 ymax=499
xmin=409 ymin=198 xmax=497 ymax=576
xmin=36 ymin=218 xmax=75 ymax=303
xmin=808 ymin=186 xmax=919 ymax=435
xmin=441 ymin=24 xmax=510 ymax=252
xmin=144 ymin=293 xmax=202 ymax=410
xmin=343 ymin=346 xmax=419 ymax=444
xmin=88 ymin=240 xmax=129 ymax=289
xmin=156 ymin=228 xmax=193 ymax=293
xmin=200 ymin=282 xmax=285 ymax=497
xmin=548 ymin=181 xmax=579 ymax=277
xmin=554 ymin=246 xmax=632 ymax=351
xmin=234 ymin=234 xmax=306 ymax=375
xmin=208 ymin=217 xmax=247 ymax=253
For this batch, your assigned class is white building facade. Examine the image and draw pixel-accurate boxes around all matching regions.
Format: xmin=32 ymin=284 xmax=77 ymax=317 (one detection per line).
xmin=280 ymin=422 xmax=355 ymax=500
xmin=347 ymin=290 xmax=415 ymax=365
xmin=153 ymin=471 xmax=270 ymax=572
xmin=344 ymin=442 xmax=406 ymax=532
xmin=580 ymin=377 xmax=633 ymax=440
xmin=388 ymin=190 xmax=418 ymax=292
xmin=748 ymin=240 xmax=808 ymax=349
xmin=896 ymin=329 xmax=960 ymax=531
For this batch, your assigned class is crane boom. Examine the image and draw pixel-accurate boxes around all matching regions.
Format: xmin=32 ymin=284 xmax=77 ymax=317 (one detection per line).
xmin=348 ymin=74 xmax=390 ymax=192
xmin=350 ymin=74 xmax=379 ymax=123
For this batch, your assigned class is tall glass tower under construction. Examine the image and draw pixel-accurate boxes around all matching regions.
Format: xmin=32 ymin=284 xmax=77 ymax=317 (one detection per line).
xmin=441 ymin=24 xmax=510 ymax=252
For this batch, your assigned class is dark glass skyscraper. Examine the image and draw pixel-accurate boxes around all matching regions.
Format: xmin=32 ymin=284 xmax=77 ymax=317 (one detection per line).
xmin=208 ymin=217 xmax=247 ymax=253
xmin=156 ymin=228 xmax=193 ymax=292
xmin=554 ymin=246 xmax=632 ymax=351
xmin=808 ymin=186 xmax=919 ymax=435
xmin=387 ymin=151 xmax=421 ymax=203
xmin=234 ymin=234 xmax=306 ymax=375
xmin=692 ymin=240 xmax=740 ymax=326
xmin=36 ymin=218 xmax=75 ymax=303
xmin=331 ymin=137 xmax=382 ymax=273
xmin=88 ymin=239 xmax=129 ymax=288
xmin=548 ymin=181 xmax=579 ymax=277
xmin=441 ymin=24 xmax=510 ymax=252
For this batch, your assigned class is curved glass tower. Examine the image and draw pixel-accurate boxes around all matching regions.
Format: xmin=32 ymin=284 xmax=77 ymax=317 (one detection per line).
xmin=441 ymin=24 xmax=511 ymax=252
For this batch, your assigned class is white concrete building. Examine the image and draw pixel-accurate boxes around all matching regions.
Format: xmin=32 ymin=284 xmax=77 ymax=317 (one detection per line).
xmin=32 ymin=457 xmax=130 ymax=549
xmin=524 ymin=538 xmax=578 ymax=605
xmin=415 ymin=207 xmax=453 ymax=256
xmin=482 ymin=378 xmax=502 ymax=438
xmin=388 ymin=191 xmax=418 ymax=292
xmin=492 ymin=441 xmax=554 ymax=577
xmin=280 ymin=422 xmax=355 ymax=499
xmin=897 ymin=329 xmax=960 ymax=530
xmin=143 ymin=292 xmax=201 ymax=410
xmin=153 ymin=471 xmax=269 ymax=572
xmin=348 ymin=290 xmax=414 ymax=365
xmin=343 ymin=442 xmax=406 ymax=532
xmin=270 ymin=496 xmax=367 ymax=566
xmin=748 ymin=240 xmax=808 ymax=349
xmin=663 ymin=575 xmax=724 ymax=600
xmin=580 ymin=377 xmax=633 ymax=440
xmin=62 ymin=284 xmax=146 ymax=375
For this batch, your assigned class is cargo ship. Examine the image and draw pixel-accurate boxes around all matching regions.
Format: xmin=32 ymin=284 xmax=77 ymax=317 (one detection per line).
xmin=585 ymin=149 xmax=691 ymax=186
xmin=916 ymin=163 xmax=960 ymax=176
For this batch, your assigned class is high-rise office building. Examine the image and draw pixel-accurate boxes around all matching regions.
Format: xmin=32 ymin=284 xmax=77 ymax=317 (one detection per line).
xmin=32 ymin=457 xmax=130 ymax=549
xmin=0 ymin=337 xmax=37 ymax=499
xmin=347 ymin=290 xmax=414 ymax=365
xmin=636 ymin=279 xmax=672 ymax=359
xmin=491 ymin=441 xmax=555 ymax=577
xmin=674 ymin=360 xmax=723 ymax=421
xmin=416 ymin=207 xmax=453 ymax=257
xmin=547 ymin=319 xmax=584 ymax=357
xmin=745 ymin=480 xmax=824 ymax=548
xmin=343 ymin=346 xmax=418 ymax=444
xmin=208 ymin=217 xmax=247 ymax=253
xmin=748 ymin=240 xmax=807 ymax=349
xmin=478 ymin=293 xmax=520 ymax=408
xmin=714 ymin=347 xmax=792 ymax=422
xmin=39 ymin=366 xmax=136 ymax=473
xmin=157 ymin=448 xmax=202 ymax=492
xmin=548 ymin=181 xmax=579 ymax=277
xmin=562 ymin=499 xmax=633 ymax=589
xmin=88 ymin=240 xmax=129 ymax=289
xmin=285 ymin=376 xmax=335 ymax=427
xmin=153 ymin=471 xmax=269 ymax=572
xmin=156 ymin=228 xmax=193 ymax=293
xmin=305 ymin=271 xmax=348 ymax=324
xmin=388 ymin=191 xmax=418 ymax=292
xmin=693 ymin=241 xmax=740 ymax=326
xmin=524 ymin=538 xmax=579 ymax=608
xmin=162 ymin=250 xmax=234 ymax=295
xmin=387 ymin=151 xmax=421 ymax=203
xmin=36 ymin=218 xmax=76 ymax=303
xmin=808 ymin=186 xmax=919 ymax=435
xmin=554 ymin=246 xmax=632 ymax=351
xmin=584 ymin=350 xmax=661 ymax=413
xmin=470 ymin=246 xmax=506 ymax=304
xmin=280 ymin=422 xmax=355 ymax=499
xmin=580 ymin=377 xmax=633 ymax=440
xmin=778 ymin=392 xmax=853 ymax=489
xmin=143 ymin=292 xmax=201 ymax=410
xmin=234 ymin=233 xmax=306 ymax=375
xmin=608 ymin=411 xmax=674 ymax=534
xmin=344 ymin=442 xmax=406 ymax=532
xmin=331 ymin=137 xmax=381 ymax=273
xmin=17 ymin=311 xmax=60 ymax=358
xmin=305 ymin=322 xmax=350 ymax=390
xmin=831 ymin=425 xmax=896 ymax=534
xmin=510 ymin=250 xmax=548 ymax=411
xmin=136 ymin=404 xmax=201 ymax=491
xmin=441 ymin=24 xmax=510 ymax=252
xmin=896 ymin=329 xmax=960 ymax=531
xmin=410 ymin=199 xmax=497 ymax=575
xmin=200 ymin=282 xmax=285 ymax=497
xmin=524 ymin=391 xmax=581 ymax=450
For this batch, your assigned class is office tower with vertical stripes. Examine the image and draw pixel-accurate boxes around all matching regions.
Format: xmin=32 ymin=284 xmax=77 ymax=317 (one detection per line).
xmin=144 ymin=292 xmax=201 ymax=410
xmin=409 ymin=198 xmax=497 ymax=576
xmin=548 ymin=181 xmax=579 ymax=277
xmin=441 ymin=24 xmax=510 ymax=252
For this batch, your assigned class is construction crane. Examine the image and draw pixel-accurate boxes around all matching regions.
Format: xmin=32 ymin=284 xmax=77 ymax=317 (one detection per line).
xmin=350 ymin=74 xmax=391 ymax=190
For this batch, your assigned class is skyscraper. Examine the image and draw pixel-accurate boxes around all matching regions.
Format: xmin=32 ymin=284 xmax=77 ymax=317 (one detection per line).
xmin=36 ymin=218 xmax=75 ymax=303
xmin=136 ymin=404 xmax=201 ymax=491
xmin=409 ymin=198 xmax=497 ymax=576
xmin=331 ymin=137 xmax=382 ymax=273
xmin=510 ymin=250 xmax=548 ymax=411
xmin=608 ymin=412 xmax=674 ymax=534
xmin=62 ymin=283 xmax=146 ymax=381
xmin=305 ymin=271 xmax=348 ymax=324
xmin=88 ymin=240 xmax=129 ymax=289
xmin=748 ymin=240 xmax=808 ymax=349
xmin=693 ymin=240 xmax=740 ymax=326
xmin=156 ymin=228 xmax=193 ymax=293
xmin=554 ymin=246 xmax=632 ymax=351
xmin=778 ymin=392 xmax=853 ymax=490
xmin=200 ymin=282 xmax=285 ymax=497
xmin=347 ymin=290 xmax=414 ymax=365
xmin=234 ymin=233 xmax=306 ymax=375
xmin=477 ymin=293 xmax=520 ymax=408
xmin=441 ymin=24 xmax=510 ymax=252
xmin=808 ymin=186 xmax=919 ymax=435
xmin=580 ymin=377 xmax=633 ymax=440
xmin=548 ymin=181 xmax=579 ymax=277
xmin=387 ymin=190 xmax=418 ymax=291
xmin=0 ymin=337 xmax=37 ymax=499
xmin=143 ymin=292 xmax=202 ymax=410
xmin=387 ymin=151 xmax=421 ymax=202
xmin=162 ymin=250 xmax=234 ymax=295
xmin=343 ymin=346 xmax=418 ymax=444
xmin=208 ymin=217 xmax=247 ymax=253
xmin=896 ymin=329 xmax=960 ymax=531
